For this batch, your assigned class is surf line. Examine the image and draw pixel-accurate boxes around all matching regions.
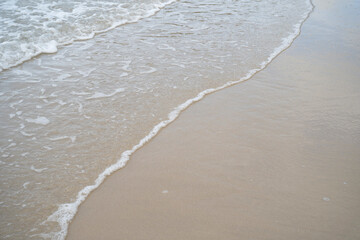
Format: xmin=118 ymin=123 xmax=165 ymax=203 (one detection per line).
xmin=45 ymin=1 xmax=314 ymax=239
xmin=0 ymin=0 xmax=179 ymax=73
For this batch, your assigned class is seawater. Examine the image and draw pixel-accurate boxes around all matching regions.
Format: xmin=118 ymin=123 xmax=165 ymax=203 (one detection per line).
xmin=0 ymin=0 xmax=177 ymax=71
xmin=0 ymin=0 xmax=313 ymax=239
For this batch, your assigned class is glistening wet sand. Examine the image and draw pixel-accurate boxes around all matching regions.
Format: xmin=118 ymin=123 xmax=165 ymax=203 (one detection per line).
xmin=67 ymin=0 xmax=360 ymax=239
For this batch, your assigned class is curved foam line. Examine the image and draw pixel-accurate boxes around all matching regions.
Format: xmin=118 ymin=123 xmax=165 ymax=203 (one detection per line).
xmin=0 ymin=0 xmax=178 ymax=73
xmin=45 ymin=1 xmax=314 ymax=239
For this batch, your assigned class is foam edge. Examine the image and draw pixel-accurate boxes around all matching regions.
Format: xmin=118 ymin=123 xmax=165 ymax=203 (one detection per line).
xmin=0 ymin=0 xmax=178 ymax=74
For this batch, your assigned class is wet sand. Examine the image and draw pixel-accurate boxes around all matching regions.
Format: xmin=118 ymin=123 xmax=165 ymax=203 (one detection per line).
xmin=67 ymin=0 xmax=360 ymax=239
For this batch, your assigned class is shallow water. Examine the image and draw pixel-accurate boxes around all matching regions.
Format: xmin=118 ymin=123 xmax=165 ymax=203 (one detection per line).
xmin=0 ymin=0 xmax=312 ymax=239
xmin=0 ymin=0 xmax=177 ymax=71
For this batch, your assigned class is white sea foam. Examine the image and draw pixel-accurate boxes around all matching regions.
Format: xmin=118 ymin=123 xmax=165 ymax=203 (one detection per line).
xmin=41 ymin=40 xmax=59 ymax=54
xmin=23 ymin=182 xmax=30 ymax=189
xmin=4 ymin=143 xmax=17 ymax=150
xmin=55 ymin=74 xmax=72 ymax=82
xmin=77 ymin=102 xmax=84 ymax=113
xmin=121 ymin=61 xmax=132 ymax=72
xmin=86 ymin=88 xmax=125 ymax=100
xmin=139 ymin=67 xmax=157 ymax=74
xmin=55 ymin=100 xmax=66 ymax=106
xmin=71 ymin=91 xmax=91 ymax=96
xmin=0 ymin=0 xmax=179 ymax=72
xmin=49 ymin=136 xmax=69 ymax=141
xmin=49 ymin=136 xmax=77 ymax=143
xmin=158 ymin=44 xmax=176 ymax=51
xmin=120 ymin=72 xmax=129 ymax=77
xmin=30 ymin=166 xmax=48 ymax=173
xmin=25 ymin=117 xmax=50 ymax=125
xmin=46 ymin=2 xmax=314 ymax=239
xmin=20 ymin=131 xmax=34 ymax=137
xmin=172 ymin=63 xmax=186 ymax=68
xmin=78 ymin=68 xmax=96 ymax=78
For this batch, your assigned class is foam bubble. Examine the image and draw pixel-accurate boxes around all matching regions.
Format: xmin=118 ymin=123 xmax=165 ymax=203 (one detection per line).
xmin=77 ymin=102 xmax=83 ymax=113
xmin=323 ymin=197 xmax=330 ymax=202
xmin=120 ymin=72 xmax=129 ymax=77
xmin=23 ymin=182 xmax=30 ymax=189
xmin=20 ymin=131 xmax=34 ymax=137
xmin=71 ymin=91 xmax=91 ymax=96
xmin=30 ymin=166 xmax=48 ymax=173
xmin=49 ymin=136 xmax=77 ymax=143
xmin=55 ymin=100 xmax=67 ymax=106
xmin=41 ymin=40 xmax=58 ymax=54
xmin=157 ymin=44 xmax=176 ymax=51
xmin=140 ymin=67 xmax=157 ymax=74
xmin=25 ymin=117 xmax=50 ymax=125
xmin=86 ymin=88 xmax=125 ymax=100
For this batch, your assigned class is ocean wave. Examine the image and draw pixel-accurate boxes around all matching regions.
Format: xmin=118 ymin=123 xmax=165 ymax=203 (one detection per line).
xmin=0 ymin=0 xmax=178 ymax=72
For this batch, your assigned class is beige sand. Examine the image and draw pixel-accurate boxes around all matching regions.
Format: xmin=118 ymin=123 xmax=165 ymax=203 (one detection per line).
xmin=67 ymin=0 xmax=360 ymax=239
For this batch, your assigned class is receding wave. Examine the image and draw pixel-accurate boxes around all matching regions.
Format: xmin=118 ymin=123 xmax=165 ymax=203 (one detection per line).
xmin=0 ymin=0 xmax=177 ymax=72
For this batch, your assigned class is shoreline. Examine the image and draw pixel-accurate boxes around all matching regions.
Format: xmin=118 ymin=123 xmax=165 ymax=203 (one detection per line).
xmin=47 ymin=2 xmax=314 ymax=239
xmin=66 ymin=0 xmax=360 ymax=239
xmin=0 ymin=1 xmax=315 ymax=238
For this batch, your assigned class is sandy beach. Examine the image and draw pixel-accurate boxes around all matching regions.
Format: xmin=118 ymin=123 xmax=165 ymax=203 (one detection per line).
xmin=66 ymin=0 xmax=360 ymax=239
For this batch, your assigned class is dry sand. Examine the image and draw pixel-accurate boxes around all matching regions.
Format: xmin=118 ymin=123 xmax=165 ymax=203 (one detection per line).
xmin=67 ymin=0 xmax=360 ymax=239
